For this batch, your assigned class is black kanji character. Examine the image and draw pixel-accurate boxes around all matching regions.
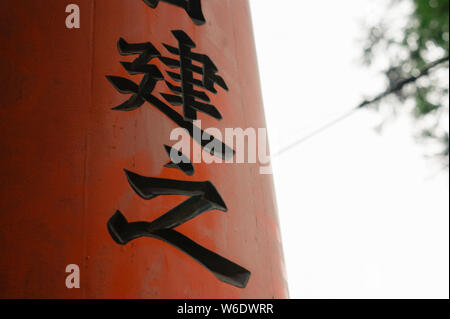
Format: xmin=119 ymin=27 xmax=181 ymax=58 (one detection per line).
xmin=164 ymin=145 xmax=195 ymax=176
xmin=143 ymin=0 xmax=206 ymax=25
xmin=160 ymin=30 xmax=228 ymax=122
xmin=107 ymin=170 xmax=251 ymax=288
xmin=106 ymin=37 xmax=234 ymax=160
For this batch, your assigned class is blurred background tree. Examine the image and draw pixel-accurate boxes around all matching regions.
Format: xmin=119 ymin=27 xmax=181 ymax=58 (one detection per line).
xmin=362 ymin=0 xmax=449 ymax=167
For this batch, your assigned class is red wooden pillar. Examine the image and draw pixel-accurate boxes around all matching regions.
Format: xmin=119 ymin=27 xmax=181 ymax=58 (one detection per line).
xmin=0 ymin=0 xmax=288 ymax=298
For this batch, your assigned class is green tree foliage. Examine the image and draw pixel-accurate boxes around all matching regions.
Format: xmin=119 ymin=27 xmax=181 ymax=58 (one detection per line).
xmin=363 ymin=0 xmax=449 ymax=164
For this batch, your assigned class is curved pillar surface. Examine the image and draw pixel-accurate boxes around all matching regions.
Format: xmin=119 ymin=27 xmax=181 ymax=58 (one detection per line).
xmin=0 ymin=0 xmax=288 ymax=298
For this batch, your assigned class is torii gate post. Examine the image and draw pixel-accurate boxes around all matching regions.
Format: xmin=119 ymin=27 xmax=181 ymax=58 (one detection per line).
xmin=0 ymin=0 xmax=288 ymax=298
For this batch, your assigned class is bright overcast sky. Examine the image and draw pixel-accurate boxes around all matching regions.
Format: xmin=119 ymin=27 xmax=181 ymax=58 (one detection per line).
xmin=250 ymin=0 xmax=449 ymax=299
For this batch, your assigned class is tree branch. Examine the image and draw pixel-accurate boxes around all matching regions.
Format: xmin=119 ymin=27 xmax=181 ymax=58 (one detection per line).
xmin=358 ymin=55 xmax=450 ymax=108
xmin=273 ymin=55 xmax=449 ymax=157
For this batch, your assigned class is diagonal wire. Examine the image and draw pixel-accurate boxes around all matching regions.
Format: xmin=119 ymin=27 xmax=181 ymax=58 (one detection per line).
xmin=272 ymin=55 xmax=450 ymax=158
xmin=273 ymin=108 xmax=359 ymax=157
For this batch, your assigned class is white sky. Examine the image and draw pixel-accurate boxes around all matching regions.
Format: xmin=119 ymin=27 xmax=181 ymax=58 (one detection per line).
xmin=250 ymin=0 xmax=449 ymax=299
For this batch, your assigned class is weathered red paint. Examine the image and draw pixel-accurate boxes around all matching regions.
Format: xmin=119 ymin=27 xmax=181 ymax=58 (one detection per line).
xmin=0 ymin=0 xmax=288 ymax=298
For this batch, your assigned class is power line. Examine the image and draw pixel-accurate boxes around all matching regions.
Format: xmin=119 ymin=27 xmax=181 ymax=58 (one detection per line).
xmin=273 ymin=107 xmax=359 ymax=157
xmin=272 ymin=55 xmax=450 ymax=158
